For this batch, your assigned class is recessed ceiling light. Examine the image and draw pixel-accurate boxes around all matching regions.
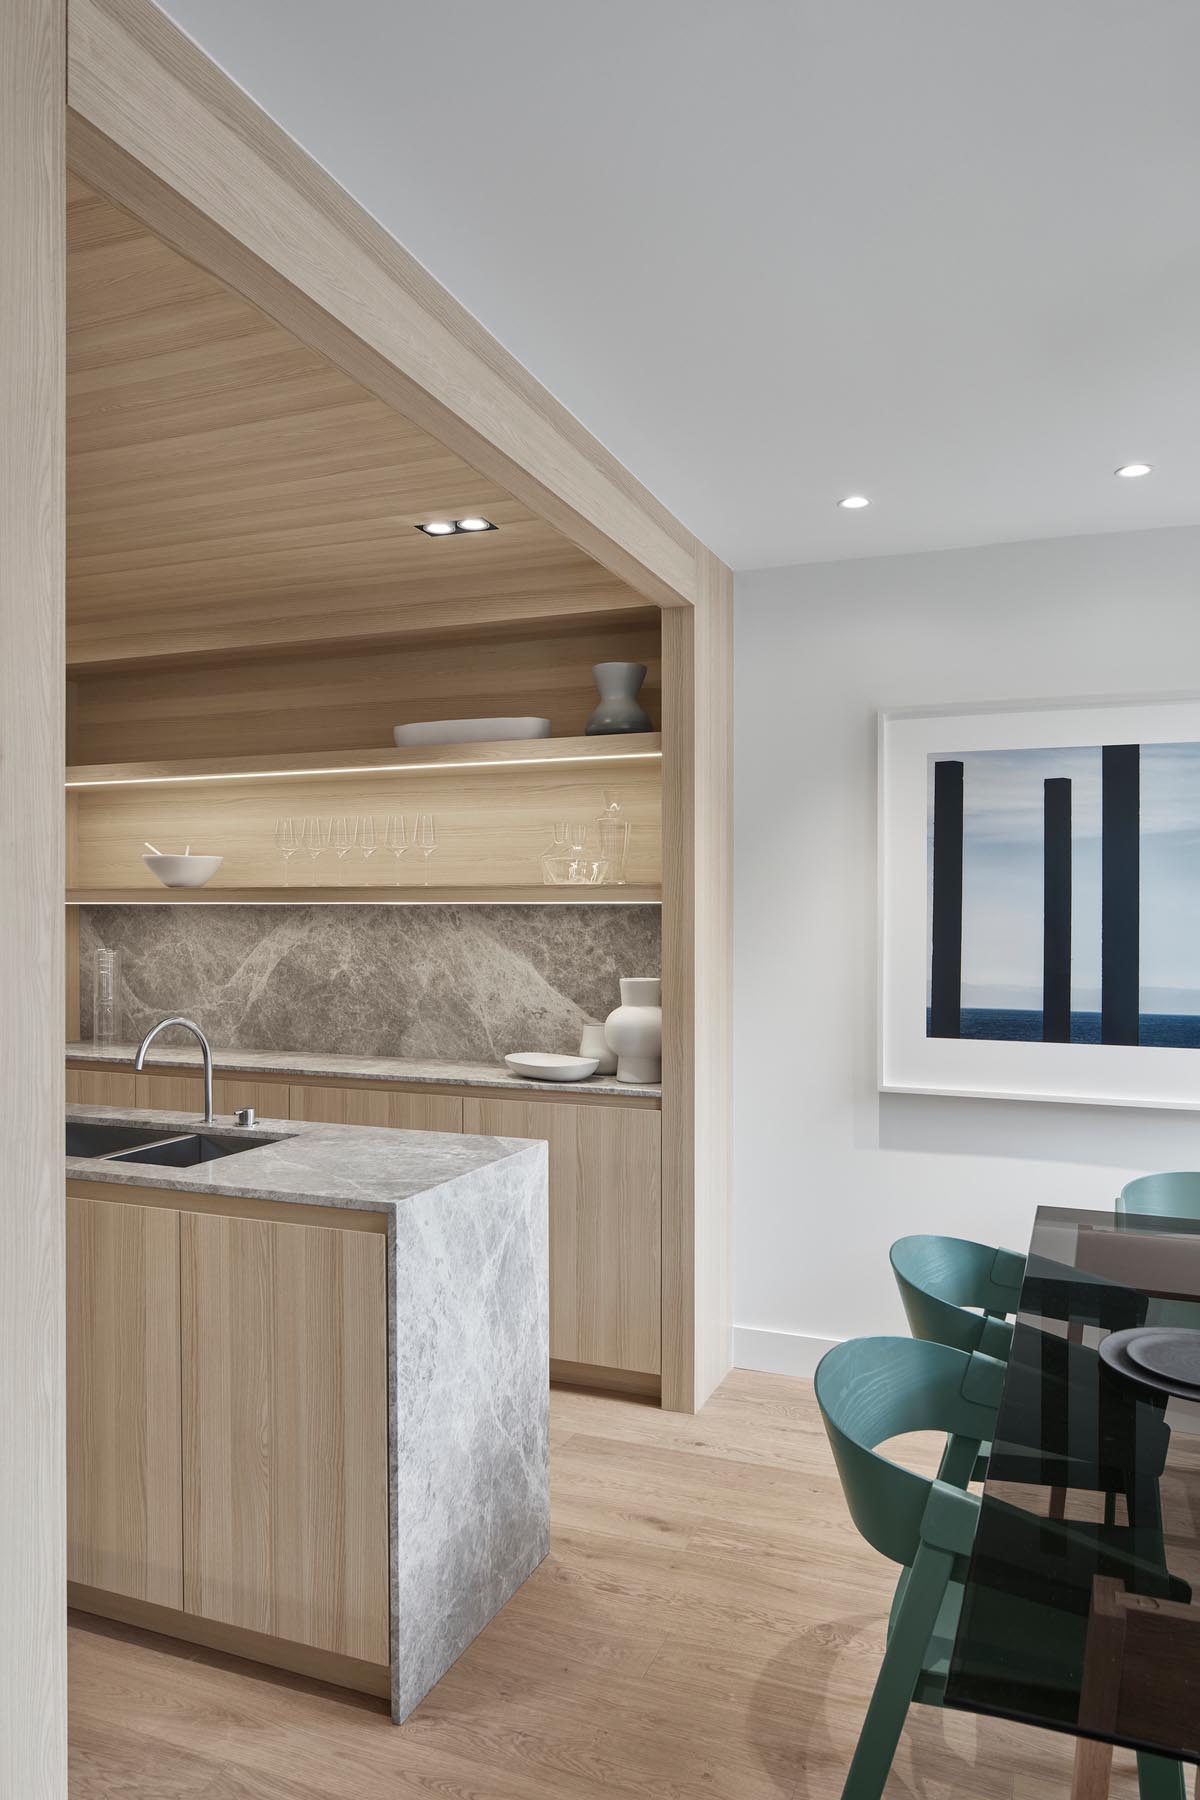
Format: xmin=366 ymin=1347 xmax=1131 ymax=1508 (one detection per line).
xmin=1115 ymin=463 xmax=1152 ymax=479
xmin=456 ymin=516 xmax=496 ymax=532
xmin=838 ymin=494 xmax=871 ymax=510
xmin=417 ymin=520 xmax=456 ymax=535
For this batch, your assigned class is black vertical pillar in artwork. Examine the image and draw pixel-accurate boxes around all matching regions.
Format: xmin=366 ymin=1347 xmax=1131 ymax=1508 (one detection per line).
xmin=1101 ymin=744 xmax=1140 ymax=1046
xmin=1042 ymin=777 xmax=1072 ymax=1042
xmin=930 ymin=759 xmax=964 ymax=1038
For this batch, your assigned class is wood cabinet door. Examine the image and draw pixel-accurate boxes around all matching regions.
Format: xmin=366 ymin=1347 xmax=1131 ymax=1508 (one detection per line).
xmin=180 ymin=1211 xmax=390 ymax=1665
xmin=462 ymin=1098 xmax=661 ymax=1374
xmin=289 ymin=1080 xmax=463 ymax=1132
xmin=134 ymin=1070 xmax=203 ymax=1112
xmin=66 ymin=1065 xmax=137 ymax=1107
xmin=134 ymin=1071 xmax=288 ymax=1118
xmin=66 ymin=1195 xmax=183 ymax=1605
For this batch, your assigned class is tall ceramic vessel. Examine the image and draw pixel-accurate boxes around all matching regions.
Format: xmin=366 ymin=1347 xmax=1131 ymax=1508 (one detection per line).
xmin=604 ymin=977 xmax=662 ymax=1084
xmin=586 ymin=662 xmax=650 ymax=735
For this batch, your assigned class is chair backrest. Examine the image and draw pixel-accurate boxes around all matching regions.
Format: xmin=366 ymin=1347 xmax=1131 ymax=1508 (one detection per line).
xmin=890 ymin=1233 xmax=1024 ymax=1357
xmin=1118 ymin=1172 xmax=1200 ymax=1221
xmin=814 ymin=1335 xmax=1002 ymax=1568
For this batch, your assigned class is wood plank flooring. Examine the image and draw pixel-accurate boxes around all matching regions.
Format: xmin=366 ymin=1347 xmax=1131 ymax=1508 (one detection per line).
xmin=69 ymin=1369 xmax=1151 ymax=1798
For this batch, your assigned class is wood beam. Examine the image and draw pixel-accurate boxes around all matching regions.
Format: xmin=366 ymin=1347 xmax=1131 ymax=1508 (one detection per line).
xmin=1 ymin=0 xmax=67 ymax=1790
xmin=66 ymin=0 xmax=700 ymax=611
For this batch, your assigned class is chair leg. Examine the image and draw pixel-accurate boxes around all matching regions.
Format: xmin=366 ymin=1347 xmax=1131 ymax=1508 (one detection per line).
xmin=839 ymin=1546 xmax=951 ymax=1800
xmin=1136 ymin=1753 xmax=1187 ymax=1800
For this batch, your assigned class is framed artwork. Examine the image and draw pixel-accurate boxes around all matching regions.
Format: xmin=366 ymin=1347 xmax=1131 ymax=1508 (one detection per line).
xmin=879 ymin=697 xmax=1200 ymax=1110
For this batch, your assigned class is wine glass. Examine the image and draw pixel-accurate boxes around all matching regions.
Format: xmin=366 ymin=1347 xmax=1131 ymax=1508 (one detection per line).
xmin=384 ymin=814 xmax=410 ymax=884
xmin=299 ymin=815 xmax=329 ymax=885
xmin=416 ymin=814 xmax=437 ymax=886
xmin=273 ymin=817 xmax=299 ymax=887
xmin=331 ymin=815 xmax=358 ymax=885
xmin=359 ymin=815 xmax=378 ymax=884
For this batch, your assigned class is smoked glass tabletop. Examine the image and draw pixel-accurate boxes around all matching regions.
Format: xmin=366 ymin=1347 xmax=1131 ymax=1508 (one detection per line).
xmin=943 ymin=1203 xmax=1200 ymax=1765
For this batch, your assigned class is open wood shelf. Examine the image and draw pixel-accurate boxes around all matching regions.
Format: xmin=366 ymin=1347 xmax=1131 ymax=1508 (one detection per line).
xmin=67 ymin=886 xmax=662 ymax=906
xmin=66 ymin=733 xmax=662 ymax=789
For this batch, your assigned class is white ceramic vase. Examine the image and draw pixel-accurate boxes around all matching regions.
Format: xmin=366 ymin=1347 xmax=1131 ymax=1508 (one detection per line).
xmin=604 ymin=977 xmax=662 ymax=1084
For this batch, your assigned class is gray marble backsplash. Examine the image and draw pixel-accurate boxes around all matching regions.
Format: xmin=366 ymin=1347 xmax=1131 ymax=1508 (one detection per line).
xmin=80 ymin=905 xmax=661 ymax=1062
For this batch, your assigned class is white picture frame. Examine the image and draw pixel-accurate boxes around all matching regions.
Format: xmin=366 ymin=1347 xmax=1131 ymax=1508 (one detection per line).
xmin=879 ymin=696 xmax=1200 ymax=1111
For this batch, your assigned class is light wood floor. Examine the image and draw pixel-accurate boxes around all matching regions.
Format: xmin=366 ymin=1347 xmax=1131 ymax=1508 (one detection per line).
xmin=69 ymin=1369 xmax=1152 ymax=1799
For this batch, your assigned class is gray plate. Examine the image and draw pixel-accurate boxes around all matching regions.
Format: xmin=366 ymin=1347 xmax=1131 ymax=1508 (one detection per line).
xmin=1124 ymin=1327 xmax=1200 ymax=1385
xmin=1100 ymin=1327 xmax=1200 ymax=1400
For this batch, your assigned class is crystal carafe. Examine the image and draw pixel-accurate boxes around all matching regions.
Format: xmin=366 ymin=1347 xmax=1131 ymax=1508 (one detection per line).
xmin=596 ymin=793 xmax=630 ymax=885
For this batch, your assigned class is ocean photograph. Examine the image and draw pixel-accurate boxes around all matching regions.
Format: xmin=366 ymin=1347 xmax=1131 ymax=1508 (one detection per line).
xmin=925 ymin=741 xmax=1200 ymax=1048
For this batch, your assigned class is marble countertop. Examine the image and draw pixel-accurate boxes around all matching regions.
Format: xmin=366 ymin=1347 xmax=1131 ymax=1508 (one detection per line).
xmin=66 ymin=1039 xmax=661 ymax=1100
xmin=66 ymin=1100 xmax=543 ymax=1214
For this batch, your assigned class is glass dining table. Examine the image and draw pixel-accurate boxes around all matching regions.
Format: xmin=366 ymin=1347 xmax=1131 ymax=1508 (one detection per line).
xmin=944 ymin=1203 xmax=1200 ymax=1795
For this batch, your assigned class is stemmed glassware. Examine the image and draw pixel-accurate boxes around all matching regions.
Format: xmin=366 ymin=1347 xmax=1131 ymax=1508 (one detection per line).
xmin=384 ymin=815 xmax=410 ymax=884
xmin=299 ymin=815 xmax=329 ymax=885
xmin=359 ymin=815 xmax=378 ymax=883
xmin=274 ymin=817 xmax=299 ymax=887
xmin=416 ymin=814 xmax=437 ymax=886
xmin=331 ymin=815 xmax=358 ymax=885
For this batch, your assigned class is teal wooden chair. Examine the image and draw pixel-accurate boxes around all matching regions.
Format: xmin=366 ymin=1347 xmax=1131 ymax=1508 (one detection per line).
xmin=815 ymin=1335 xmax=1186 ymax=1800
xmin=1119 ymin=1172 xmax=1200 ymax=1220
xmin=890 ymin=1234 xmax=1023 ymax=1361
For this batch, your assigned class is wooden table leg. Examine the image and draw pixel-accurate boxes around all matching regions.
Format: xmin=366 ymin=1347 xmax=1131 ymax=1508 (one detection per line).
xmin=1072 ymin=1737 xmax=1113 ymax=1800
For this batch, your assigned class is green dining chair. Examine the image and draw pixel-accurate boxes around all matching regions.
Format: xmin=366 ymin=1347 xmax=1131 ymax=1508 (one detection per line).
xmin=1119 ymin=1172 xmax=1200 ymax=1220
xmin=890 ymin=1234 xmax=1024 ymax=1361
xmin=815 ymin=1335 xmax=1186 ymax=1800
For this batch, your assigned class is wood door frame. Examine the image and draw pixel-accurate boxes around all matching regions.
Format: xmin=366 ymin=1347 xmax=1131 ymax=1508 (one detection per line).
xmin=64 ymin=0 xmax=733 ymax=1414
xmin=3 ymin=1 xmax=66 ymax=1792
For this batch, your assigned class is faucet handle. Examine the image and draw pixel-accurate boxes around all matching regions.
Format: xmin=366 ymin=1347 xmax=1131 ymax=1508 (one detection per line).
xmin=234 ymin=1106 xmax=257 ymax=1128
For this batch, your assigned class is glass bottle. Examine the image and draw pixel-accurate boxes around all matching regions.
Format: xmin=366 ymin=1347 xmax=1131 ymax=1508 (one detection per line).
xmin=92 ymin=947 xmax=123 ymax=1046
xmin=596 ymin=793 xmax=631 ymax=885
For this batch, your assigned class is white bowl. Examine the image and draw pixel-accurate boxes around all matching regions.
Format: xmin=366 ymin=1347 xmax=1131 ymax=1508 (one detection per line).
xmin=393 ymin=717 xmax=552 ymax=747
xmin=143 ymin=853 xmax=224 ymax=888
xmin=504 ymin=1052 xmax=600 ymax=1083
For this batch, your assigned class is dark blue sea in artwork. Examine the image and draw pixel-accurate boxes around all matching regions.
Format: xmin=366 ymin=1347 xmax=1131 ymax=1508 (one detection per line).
xmin=926 ymin=1009 xmax=1200 ymax=1047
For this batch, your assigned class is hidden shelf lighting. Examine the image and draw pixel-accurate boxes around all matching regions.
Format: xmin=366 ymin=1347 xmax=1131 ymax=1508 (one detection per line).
xmin=65 ymin=749 xmax=664 ymax=789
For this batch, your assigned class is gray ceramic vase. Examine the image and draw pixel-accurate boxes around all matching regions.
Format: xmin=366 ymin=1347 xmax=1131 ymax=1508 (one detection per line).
xmin=585 ymin=662 xmax=650 ymax=735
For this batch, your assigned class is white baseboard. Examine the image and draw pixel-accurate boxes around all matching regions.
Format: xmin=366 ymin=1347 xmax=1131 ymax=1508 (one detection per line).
xmin=733 ymin=1325 xmax=841 ymax=1380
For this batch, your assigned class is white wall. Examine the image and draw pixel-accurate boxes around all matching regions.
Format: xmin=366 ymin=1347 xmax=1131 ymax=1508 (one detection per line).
xmin=733 ymin=525 xmax=1200 ymax=1375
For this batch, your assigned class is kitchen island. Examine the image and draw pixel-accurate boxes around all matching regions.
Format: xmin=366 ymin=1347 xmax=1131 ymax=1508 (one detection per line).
xmin=66 ymin=1099 xmax=549 ymax=1723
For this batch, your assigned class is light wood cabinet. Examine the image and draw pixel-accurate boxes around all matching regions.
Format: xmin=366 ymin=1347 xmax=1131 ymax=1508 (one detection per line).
xmin=66 ymin=1195 xmax=183 ymax=1605
xmin=180 ymin=1210 xmax=390 ymax=1664
xmin=463 ymin=1097 xmax=661 ymax=1376
xmin=66 ymin=1065 xmax=137 ymax=1107
xmin=290 ymin=1081 xmax=463 ymax=1133
xmin=134 ymin=1070 xmax=289 ymax=1118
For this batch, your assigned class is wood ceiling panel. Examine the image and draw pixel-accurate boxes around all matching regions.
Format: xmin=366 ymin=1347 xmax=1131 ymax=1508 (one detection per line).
xmin=66 ymin=177 xmax=642 ymax=667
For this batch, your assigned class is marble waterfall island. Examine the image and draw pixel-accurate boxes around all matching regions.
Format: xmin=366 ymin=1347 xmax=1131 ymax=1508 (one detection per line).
xmin=65 ymin=1101 xmax=550 ymax=1723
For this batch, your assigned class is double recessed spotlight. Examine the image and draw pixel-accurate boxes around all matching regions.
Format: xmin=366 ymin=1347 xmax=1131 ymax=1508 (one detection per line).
xmin=415 ymin=516 xmax=497 ymax=536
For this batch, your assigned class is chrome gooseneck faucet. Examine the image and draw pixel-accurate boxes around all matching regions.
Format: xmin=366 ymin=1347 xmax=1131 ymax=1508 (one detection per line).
xmin=134 ymin=1017 xmax=214 ymax=1125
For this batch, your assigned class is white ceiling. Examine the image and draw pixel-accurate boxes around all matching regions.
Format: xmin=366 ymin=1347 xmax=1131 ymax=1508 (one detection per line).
xmin=156 ymin=0 xmax=1200 ymax=571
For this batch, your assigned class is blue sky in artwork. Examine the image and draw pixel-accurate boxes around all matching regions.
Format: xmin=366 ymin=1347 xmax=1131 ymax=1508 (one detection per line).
xmin=926 ymin=742 xmax=1200 ymax=1014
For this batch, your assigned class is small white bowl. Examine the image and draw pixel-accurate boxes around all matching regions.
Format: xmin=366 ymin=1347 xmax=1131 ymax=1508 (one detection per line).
xmin=143 ymin=853 xmax=224 ymax=889
xmin=394 ymin=717 xmax=551 ymax=747
xmin=504 ymin=1052 xmax=600 ymax=1083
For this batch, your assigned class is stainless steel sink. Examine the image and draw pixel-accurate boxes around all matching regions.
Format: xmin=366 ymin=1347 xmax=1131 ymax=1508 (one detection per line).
xmin=67 ymin=1120 xmax=184 ymax=1158
xmin=111 ymin=1131 xmax=275 ymax=1168
xmin=67 ymin=1120 xmax=275 ymax=1165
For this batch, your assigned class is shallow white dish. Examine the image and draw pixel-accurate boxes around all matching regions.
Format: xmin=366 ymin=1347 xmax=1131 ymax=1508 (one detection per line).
xmin=143 ymin=852 xmax=224 ymax=889
xmin=504 ymin=1052 xmax=600 ymax=1083
xmin=394 ymin=717 xmax=552 ymax=748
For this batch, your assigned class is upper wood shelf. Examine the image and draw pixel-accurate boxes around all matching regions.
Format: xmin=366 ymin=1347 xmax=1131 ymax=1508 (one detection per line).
xmin=66 ymin=733 xmax=663 ymax=790
xmin=66 ymin=886 xmax=661 ymax=907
